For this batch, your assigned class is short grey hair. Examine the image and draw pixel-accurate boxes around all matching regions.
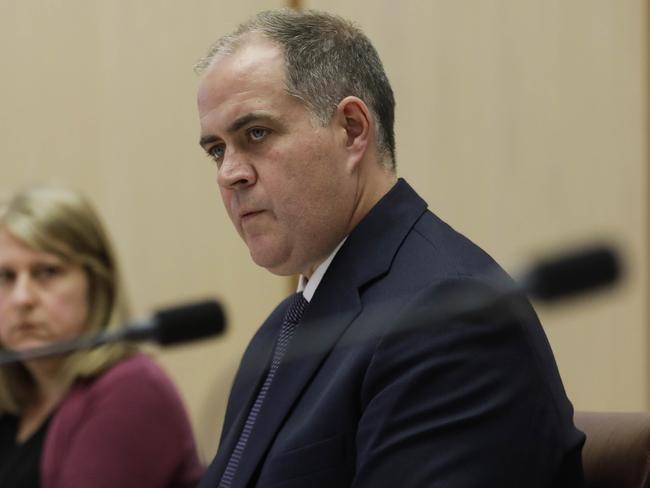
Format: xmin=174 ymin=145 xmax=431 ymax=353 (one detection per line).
xmin=196 ymin=9 xmax=397 ymax=169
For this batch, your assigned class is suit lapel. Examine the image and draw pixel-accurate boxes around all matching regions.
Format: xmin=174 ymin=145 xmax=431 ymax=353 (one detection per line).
xmin=234 ymin=281 xmax=362 ymax=487
xmin=204 ymin=301 xmax=289 ymax=483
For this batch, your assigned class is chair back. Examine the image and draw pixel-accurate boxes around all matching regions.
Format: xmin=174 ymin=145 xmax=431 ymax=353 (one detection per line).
xmin=575 ymin=411 xmax=650 ymax=488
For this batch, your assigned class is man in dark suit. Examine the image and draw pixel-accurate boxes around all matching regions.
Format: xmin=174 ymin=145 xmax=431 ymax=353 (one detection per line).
xmin=196 ymin=9 xmax=584 ymax=487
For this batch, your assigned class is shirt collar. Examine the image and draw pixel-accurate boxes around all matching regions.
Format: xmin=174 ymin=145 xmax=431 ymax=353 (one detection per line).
xmin=297 ymin=238 xmax=347 ymax=302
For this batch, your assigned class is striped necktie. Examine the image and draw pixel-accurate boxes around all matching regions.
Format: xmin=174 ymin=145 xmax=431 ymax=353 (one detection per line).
xmin=219 ymin=292 xmax=309 ymax=487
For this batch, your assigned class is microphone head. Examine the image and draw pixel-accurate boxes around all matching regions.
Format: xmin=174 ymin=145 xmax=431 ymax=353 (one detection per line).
xmin=524 ymin=245 xmax=621 ymax=301
xmin=152 ymin=300 xmax=226 ymax=346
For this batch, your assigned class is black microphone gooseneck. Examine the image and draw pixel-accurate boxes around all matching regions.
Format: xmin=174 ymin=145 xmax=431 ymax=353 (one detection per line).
xmin=0 ymin=300 xmax=226 ymax=366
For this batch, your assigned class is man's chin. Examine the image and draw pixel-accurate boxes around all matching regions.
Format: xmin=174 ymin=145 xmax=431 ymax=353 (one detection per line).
xmin=249 ymin=248 xmax=297 ymax=276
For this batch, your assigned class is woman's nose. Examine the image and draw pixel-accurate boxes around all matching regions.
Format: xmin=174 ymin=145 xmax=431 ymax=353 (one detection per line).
xmin=10 ymin=274 xmax=37 ymax=309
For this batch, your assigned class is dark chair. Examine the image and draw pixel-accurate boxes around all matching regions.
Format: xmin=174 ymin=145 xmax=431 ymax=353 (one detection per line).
xmin=575 ymin=411 xmax=650 ymax=488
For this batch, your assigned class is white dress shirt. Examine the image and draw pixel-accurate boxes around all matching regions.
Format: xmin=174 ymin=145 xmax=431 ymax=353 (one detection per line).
xmin=297 ymin=238 xmax=347 ymax=303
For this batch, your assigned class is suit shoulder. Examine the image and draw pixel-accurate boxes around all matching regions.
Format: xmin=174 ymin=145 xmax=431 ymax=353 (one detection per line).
xmin=402 ymin=210 xmax=506 ymax=280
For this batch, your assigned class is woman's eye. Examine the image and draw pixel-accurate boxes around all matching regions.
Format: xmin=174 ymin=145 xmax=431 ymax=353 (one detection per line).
xmin=249 ymin=128 xmax=268 ymax=142
xmin=0 ymin=269 xmax=15 ymax=286
xmin=33 ymin=265 xmax=62 ymax=281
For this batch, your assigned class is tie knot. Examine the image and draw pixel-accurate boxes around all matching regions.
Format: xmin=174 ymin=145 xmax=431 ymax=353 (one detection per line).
xmin=285 ymin=292 xmax=308 ymax=325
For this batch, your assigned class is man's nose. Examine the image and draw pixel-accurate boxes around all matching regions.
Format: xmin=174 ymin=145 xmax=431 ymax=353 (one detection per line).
xmin=217 ymin=151 xmax=257 ymax=190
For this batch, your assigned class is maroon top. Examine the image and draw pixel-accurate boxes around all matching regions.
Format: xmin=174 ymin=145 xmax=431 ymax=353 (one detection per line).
xmin=41 ymin=353 xmax=203 ymax=488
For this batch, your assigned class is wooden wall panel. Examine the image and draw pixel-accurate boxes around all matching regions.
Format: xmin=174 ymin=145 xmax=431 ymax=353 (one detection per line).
xmin=306 ymin=0 xmax=649 ymax=410
xmin=0 ymin=0 xmax=287 ymax=461
xmin=0 ymin=0 xmax=647 ymax=464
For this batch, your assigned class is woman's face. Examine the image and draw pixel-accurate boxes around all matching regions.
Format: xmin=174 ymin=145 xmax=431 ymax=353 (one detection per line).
xmin=0 ymin=229 xmax=89 ymax=352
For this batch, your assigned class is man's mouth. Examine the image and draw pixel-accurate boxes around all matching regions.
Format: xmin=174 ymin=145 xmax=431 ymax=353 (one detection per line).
xmin=240 ymin=210 xmax=264 ymax=222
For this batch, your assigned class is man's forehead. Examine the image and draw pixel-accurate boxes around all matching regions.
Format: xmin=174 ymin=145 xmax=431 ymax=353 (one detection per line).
xmin=198 ymin=43 xmax=285 ymax=112
xmin=198 ymin=38 xmax=286 ymax=103
xmin=206 ymin=33 xmax=284 ymax=76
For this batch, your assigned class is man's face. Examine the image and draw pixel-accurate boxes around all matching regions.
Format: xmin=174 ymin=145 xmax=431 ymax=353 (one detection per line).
xmin=197 ymin=36 xmax=358 ymax=276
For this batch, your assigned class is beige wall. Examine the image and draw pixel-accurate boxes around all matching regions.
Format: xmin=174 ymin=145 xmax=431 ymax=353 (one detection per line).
xmin=0 ymin=0 xmax=289 ymax=462
xmin=307 ymin=0 xmax=649 ymax=411
xmin=1 ymin=0 xmax=647 ymax=461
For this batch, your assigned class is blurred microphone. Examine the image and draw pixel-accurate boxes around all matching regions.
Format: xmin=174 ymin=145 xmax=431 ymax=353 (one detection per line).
xmin=284 ymin=243 xmax=624 ymax=359
xmin=0 ymin=300 xmax=226 ymax=366
xmin=521 ymin=245 xmax=620 ymax=301
xmin=433 ymin=244 xmax=622 ymax=316
xmin=408 ymin=243 xmax=622 ymax=332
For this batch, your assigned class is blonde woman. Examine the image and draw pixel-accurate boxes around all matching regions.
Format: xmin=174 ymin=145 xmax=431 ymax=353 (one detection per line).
xmin=0 ymin=185 xmax=203 ymax=487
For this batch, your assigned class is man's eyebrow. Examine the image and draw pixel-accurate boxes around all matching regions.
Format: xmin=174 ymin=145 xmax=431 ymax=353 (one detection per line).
xmin=228 ymin=112 xmax=274 ymax=132
xmin=199 ymin=112 xmax=278 ymax=148
xmin=199 ymin=134 xmax=219 ymax=148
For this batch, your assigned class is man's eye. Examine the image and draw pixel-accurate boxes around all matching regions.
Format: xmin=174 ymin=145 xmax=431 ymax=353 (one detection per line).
xmin=248 ymin=127 xmax=268 ymax=142
xmin=209 ymin=144 xmax=225 ymax=161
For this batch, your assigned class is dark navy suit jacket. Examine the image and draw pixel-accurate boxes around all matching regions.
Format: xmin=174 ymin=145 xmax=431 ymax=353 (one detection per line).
xmin=200 ymin=179 xmax=584 ymax=487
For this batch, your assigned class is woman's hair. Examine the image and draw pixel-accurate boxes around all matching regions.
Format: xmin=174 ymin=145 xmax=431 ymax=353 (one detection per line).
xmin=0 ymin=185 xmax=134 ymax=412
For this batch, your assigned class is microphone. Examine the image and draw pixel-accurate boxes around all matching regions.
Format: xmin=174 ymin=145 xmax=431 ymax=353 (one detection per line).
xmin=405 ymin=243 xmax=623 ymax=333
xmin=520 ymin=245 xmax=620 ymax=301
xmin=117 ymin=300 xmax=226 ymax=346
xmin=0 ymin=300 xmax=226 ymax=366
xmin=425 ymin=244 xmax=622 ymax=319
xmin=282 ymin=243 xmax=624 ymax=360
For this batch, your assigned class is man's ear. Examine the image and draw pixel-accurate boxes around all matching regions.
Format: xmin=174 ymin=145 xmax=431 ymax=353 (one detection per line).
xmin=335 ymin=96 xmax=371 ymax=170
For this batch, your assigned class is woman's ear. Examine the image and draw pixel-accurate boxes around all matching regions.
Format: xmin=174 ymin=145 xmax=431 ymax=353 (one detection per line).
xmin=335 ymin=96 xmax=371 ymax=170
